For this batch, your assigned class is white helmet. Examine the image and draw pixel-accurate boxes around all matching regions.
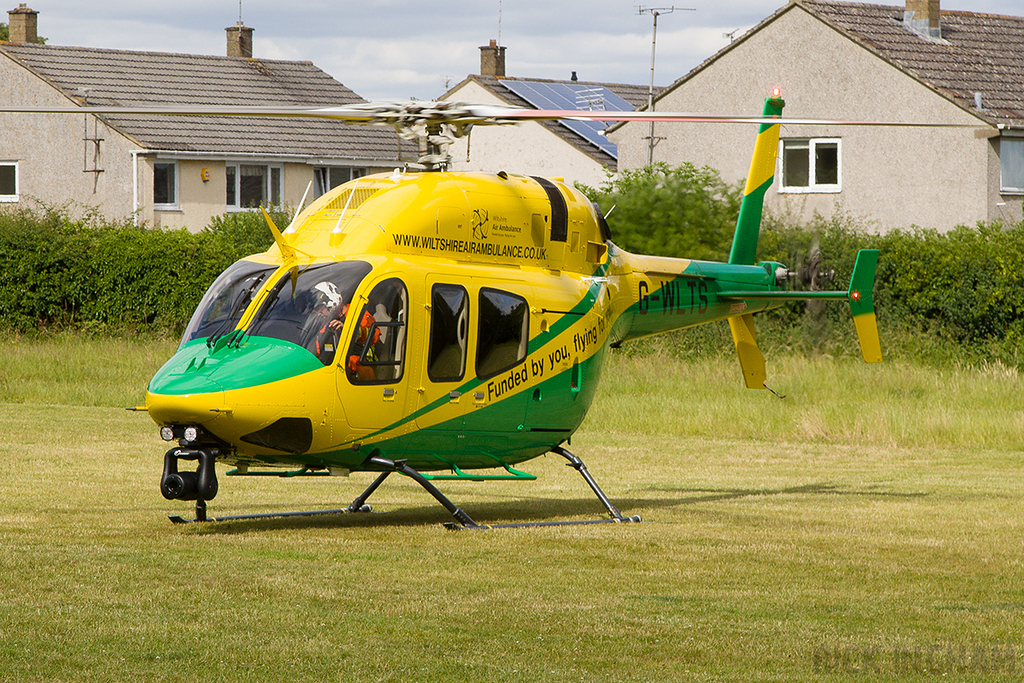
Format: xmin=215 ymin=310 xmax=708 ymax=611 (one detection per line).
xmin=313 ymin=281 xmax=342 ymax=309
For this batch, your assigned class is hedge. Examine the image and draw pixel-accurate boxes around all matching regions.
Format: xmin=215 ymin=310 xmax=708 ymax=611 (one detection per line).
xmin=2 ymin=187 xmax=1023 ymax=364
xmin=0 ymin=205 xmax=282 ymax=333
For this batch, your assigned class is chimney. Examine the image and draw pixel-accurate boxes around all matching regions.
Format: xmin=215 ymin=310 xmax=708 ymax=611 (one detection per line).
xmin=226 ymin=21 xmax=254 ymax=58
xmin=904 ymin=0 xmax=941 ymax=40
xmin=479 ymin=39 xmax=506 ymax=78
xmin=7 ymin=4 xmax=39 ymax=44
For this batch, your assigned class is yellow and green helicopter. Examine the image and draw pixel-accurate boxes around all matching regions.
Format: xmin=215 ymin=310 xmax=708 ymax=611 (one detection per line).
xmin=4 ymin=94 xmax=890 ymax=528
xmin=125 ymin=94 xmax=882 ymax=529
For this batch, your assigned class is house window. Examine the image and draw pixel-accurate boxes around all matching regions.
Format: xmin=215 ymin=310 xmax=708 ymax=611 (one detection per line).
xmin=0 ymin=162 xmax=18 ymax=202
xmin=1000 ymin=138 xmax=1024 ymax=193
xmin=314 ymin=166 xmax=367 ymax=197
xmin=780 ymin=139 xmax=841 ymax=193
xmin=226 ymin=163 xmax=283 ymax=209
xmin=153 ymin=161 xmax=177 ymax=208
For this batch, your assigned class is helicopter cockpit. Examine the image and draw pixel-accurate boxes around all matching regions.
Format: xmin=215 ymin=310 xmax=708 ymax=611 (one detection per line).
xmin=244 ymin=262 xmax=372 ymax=365
xmin=179 ymin=259 xmax=375 ymax=366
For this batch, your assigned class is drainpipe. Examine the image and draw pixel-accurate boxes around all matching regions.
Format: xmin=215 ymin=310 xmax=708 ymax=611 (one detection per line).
xmin=130 ymin=149 xmax=140 ymax=226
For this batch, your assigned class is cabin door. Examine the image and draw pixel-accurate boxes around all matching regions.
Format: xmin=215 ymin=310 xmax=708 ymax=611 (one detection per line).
xmin=336 ymin=276 xmax=415 ymax=433
xmin=414 ymin=279 xmax=471 ymax=447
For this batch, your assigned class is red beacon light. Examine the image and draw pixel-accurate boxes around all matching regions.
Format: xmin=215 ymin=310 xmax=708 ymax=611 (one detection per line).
xmin=770 ymin=87 xmax=783 ymax=99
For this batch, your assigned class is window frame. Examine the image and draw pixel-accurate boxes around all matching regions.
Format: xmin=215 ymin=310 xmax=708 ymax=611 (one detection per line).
xmin=779 ymin=138 xmax=842 ymax=194
xmin=153 ymin=161 xmax=179 ymax=210
xmin=225 ymin=162 xmax=285 ymax=210
xmin=999 ymin=137 xmax=1024 ymax=195
xmin=313 ymin=166 xmax=367 ymax=198
xmin=0 ymin=161 xmax=18 ymax=202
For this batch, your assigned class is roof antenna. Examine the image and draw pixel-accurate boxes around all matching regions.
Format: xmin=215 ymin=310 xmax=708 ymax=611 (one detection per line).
xmin=637 ymin=5 xmax=695 ymax=165
xmin=238 ymin=0 xmax=243 ymax=24
xmin=497 ymin=0 xmax=502 ymax=49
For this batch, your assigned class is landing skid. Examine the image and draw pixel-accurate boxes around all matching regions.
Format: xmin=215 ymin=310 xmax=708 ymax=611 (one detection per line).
xmin=168 ymin=501 xmax=372 ymax=525
xmin=168 ymin=447 xmax=641 ymax=529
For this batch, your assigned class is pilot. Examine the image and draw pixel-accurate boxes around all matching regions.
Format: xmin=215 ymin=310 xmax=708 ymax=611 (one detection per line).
xmin=312 ymin=281 xmax=347 ymax=363
xmin=311 ymin=281 xmax=380 ymax=379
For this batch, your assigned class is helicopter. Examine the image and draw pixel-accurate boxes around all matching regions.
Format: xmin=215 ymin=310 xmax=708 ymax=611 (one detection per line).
xmin=5 ymin=94 xmax=888 ymax=529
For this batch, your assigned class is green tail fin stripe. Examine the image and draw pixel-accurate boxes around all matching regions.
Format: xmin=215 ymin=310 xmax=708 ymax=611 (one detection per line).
xmin=728 ymin=95 xmax=784 ymax=266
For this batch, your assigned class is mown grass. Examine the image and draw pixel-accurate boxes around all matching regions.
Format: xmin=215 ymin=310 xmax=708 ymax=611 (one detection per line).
xmin=1 ymin=334 xmax=1022 ymax=682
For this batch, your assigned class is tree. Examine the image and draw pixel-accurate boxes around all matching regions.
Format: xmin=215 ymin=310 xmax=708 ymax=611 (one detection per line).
xmin=577 ymin=162 xmax=743 ymax=262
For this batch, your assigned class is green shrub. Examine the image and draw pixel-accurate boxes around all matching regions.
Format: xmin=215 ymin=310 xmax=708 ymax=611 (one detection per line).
xmin=0 ymin=204 xmax=284 ymax=334
xmin=577 ymin=163 xmax=742 ymax=261
xmin=3 ymin=187 xmax=1024 ymax=368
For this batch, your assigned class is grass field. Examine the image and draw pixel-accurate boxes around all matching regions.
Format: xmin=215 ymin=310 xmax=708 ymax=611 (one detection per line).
xmin=1 ymin=333 xmax=1023 ymax=681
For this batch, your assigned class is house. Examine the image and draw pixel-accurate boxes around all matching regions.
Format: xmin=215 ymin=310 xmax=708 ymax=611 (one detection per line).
xmin=0 ymin=6 xmax=408 ymax=231
xmin=608 ymin=0 xmax=1024 ymax=232
xmin=441 ymin=40 xmax=656 ymax=188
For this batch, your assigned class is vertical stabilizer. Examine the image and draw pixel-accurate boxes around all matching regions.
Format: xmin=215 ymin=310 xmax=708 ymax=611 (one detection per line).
xmin=728 ymin=93 xmax=784 ymax=266
xmin=848 ymin=249 xmax=883 ymax=363
xmin=728 ymin=313 xmax=767 ymax=389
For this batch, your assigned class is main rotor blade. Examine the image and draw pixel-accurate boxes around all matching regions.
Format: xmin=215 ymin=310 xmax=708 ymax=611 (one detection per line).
xmin=0 ymin=100 xmax=986 ymax=128
xmin=499 ymin=109 xmax=987 ymax=128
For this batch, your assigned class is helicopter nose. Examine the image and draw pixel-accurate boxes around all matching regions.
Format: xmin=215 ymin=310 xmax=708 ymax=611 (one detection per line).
xmin=146 ymin=337 xmax=327 ymax=440
xmin=148 ymin=337 xmax=324 ymax=400
xmin=146 ymin=389 xmax=229 ymax=425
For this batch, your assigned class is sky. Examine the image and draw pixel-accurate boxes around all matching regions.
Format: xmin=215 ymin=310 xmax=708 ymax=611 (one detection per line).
xmin=16 ymin=0 xmax=1024 ymax=102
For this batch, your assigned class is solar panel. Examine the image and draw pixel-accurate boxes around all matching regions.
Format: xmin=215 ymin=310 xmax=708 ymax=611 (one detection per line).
xmin=498 ymin=80 xmax=637 ymax=158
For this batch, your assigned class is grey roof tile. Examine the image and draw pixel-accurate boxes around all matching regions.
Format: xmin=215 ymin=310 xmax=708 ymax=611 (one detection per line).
xmin=656 ymin=1 xmax=1024 ymax=128
xmin=801 ymin=1 xmax=1024 ymax=125
xmin=0 ymin=43 xmax=411 ymax=159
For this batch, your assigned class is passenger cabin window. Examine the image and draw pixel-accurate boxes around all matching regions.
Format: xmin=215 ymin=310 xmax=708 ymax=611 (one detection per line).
xmin=476 ymin=288 xmax=529 ymax=380
xmin=347 ymin=278 xmax=408 ymax=384
xmin=428 ymin=284 xmax=468 ymax=382
xmin=245 ymin=261 xmax=373 ymax=365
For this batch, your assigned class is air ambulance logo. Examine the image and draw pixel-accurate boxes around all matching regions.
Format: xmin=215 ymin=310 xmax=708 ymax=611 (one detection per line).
xmin=472 ymin=209 xmax=489 ymax=240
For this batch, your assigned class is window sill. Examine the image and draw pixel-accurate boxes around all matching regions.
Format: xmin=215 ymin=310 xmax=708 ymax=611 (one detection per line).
xmin=778 ymin=187 xmax=842 ymax=195
xmin=0 ymin=196 xmax=19 ymax=203
xmin=154 ymin=206 xmax=182 ymax=212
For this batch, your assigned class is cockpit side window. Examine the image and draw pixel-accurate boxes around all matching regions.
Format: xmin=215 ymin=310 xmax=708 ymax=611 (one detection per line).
xmin=346 ymin=278 xmax=408 ymax=385
xmin=427 ymin=284 xmax=468 ymax=383
xmin=476 ymin=288 xmax=529 ymax=380
xmin=180 ymin=260 xmax=276 ymax=348
xmin=245 ymin=261 xmax=372 ymax=365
